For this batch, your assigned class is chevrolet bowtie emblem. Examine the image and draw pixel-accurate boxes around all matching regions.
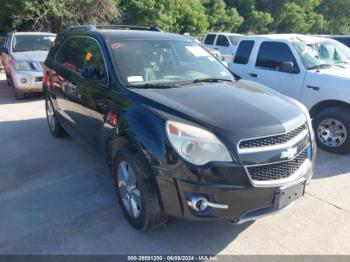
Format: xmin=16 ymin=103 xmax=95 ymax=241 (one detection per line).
xmin=281 ymin=147 xmax=298 ymax=160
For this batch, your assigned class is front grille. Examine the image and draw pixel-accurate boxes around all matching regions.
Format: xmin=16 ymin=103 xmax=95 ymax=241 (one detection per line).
xmin=247 ymin=148 xmax=308 ymax=181
xmin=35 ymin=77 xmax=43 ymax=82
xmin=239 ymin=124 xmax=307 ymax=149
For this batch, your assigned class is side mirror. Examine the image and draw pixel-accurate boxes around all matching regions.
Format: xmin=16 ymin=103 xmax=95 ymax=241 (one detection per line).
xmin=279 ymin=61 xmax=294 ymax=73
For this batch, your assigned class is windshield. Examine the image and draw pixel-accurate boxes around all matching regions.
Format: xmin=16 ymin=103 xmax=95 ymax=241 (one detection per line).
xmin=229 ymin=36 xmax=241 ymax=45
xmin=12 ymin=35 xmax=56 ymax=52
xmin=107 ymin=39 xmax=233 ymax=87
xmin=293 ymin=38 xmax=349 ymax=69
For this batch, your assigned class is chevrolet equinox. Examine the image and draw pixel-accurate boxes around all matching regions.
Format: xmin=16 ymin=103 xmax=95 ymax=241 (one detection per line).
xmin=43 ymin=25 xmax=316 ymax=230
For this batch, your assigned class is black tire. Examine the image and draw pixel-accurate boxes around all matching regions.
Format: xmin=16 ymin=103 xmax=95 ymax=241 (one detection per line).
xmin=45 ymin=93 xmax=68 ymax=137
xmin=113 ymin=147 xmax=168 ymax=230
xmin=313 ymin=107 xmax=350 ymax=154
xmin=14 ymin=89 xmax=25 ymax=100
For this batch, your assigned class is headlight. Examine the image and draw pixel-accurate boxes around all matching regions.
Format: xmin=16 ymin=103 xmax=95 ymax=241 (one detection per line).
xmin=14 ymin=61 xmax=33 ymax=71
xmin=293 ymin=100 xmax=312 ymax=126
xmin=166 ymin=121 xmax=232 ymax=165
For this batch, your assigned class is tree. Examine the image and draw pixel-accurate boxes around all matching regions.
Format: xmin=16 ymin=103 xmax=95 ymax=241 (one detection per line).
xmin=318 ymin=0 xmax=350 ymax=34
xmin=202 ymin=0 xmax=243 ymax=32
xmin=0 ymin=0 xmax=119 ymax=33
xmin=119 ymin=0 xmax=208 ymax=34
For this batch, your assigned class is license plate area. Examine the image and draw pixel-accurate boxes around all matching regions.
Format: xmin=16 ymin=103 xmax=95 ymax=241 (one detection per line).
xmin=274 ymin=180 xmax=306 ymax=209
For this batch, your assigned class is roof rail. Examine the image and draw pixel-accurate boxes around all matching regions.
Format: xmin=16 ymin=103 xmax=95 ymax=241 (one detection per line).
xmin=63 ymin=24 xmax=162 ymax=33
xmin=63 ymin=25 xmax=96 ymax=33
xmin=96 ymin=25 xmax=162 ymax=32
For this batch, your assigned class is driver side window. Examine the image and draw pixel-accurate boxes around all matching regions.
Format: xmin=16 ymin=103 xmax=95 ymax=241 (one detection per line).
xmin=81 ymin=38 xmax=107 ymax=83
xmin=256 ymin=41 xmax=300 ymax=73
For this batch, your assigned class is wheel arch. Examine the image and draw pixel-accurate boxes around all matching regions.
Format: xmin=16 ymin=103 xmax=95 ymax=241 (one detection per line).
xmin=309 ymin=100 xmax=350 ymax=118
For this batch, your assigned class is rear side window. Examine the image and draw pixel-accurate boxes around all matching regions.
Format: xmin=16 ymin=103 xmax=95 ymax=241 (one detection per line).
xmin=56 ymin=37 xmax=83 ymax=72
xmin=216 ymin=35 xmax=230 ymax=47
xmin=204 ymin=34 xmax=216 ymax=45
xmin=256 ymin=41 xmax=299 ymax=73
xmin=234 ymin=40 xmax=255 ymax=64
xmin=81 ymin=38 xmax=107 ymax=82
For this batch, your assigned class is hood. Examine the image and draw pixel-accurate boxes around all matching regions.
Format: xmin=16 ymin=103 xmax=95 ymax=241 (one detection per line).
xmin=12 ymin=51 xmax=49 ymax=63
xmin=131 ymin=80 xmax=306 ymax=144
xmin=307 ymin=67 xmax=350 ymax=79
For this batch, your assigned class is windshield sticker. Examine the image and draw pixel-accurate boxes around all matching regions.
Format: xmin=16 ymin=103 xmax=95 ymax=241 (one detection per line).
xmin=110 ymin=42 xmax=124 ymax=49
xmin=208 ymin=57 xmax=216 ymax=61
xmin=185 ymin=46 xmax=210 ymax=57
xmin=85 ymin=52 xmax=92 ymax=61
xmin=220 ymin=71 xmax=228 ymax=76
xmin=127 ymin=76 xmax=144 ymax=83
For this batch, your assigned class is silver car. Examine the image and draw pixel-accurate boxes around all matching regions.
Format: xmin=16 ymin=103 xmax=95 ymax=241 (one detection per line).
xmin=1 ymin=32 xmax=56 ymax=99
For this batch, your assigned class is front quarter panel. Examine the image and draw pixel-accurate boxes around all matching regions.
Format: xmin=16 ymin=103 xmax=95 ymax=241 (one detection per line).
xmin=302 ymin=70 xmax=350 ymax=110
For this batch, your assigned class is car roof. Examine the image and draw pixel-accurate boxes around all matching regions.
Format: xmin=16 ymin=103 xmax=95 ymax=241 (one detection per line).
xmin=206 ymin=32 xmax=242 ymax=36
xmin=11 ymin=32 xmax=56 ymax=36
xmin=61 ymin=29 xmax=192 ymax=42
xmin=241 ymin=34 xmax=328 ymax=43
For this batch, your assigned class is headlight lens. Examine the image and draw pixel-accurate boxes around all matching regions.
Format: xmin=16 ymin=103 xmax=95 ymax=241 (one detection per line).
xmin=14 ymin=61 xmax=33 ymax=71
xmin=166 ymin=121 xmax=232 ymax=165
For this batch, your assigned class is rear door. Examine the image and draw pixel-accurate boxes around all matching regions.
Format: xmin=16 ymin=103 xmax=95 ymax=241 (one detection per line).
xmin=230 ymin=40 xmax=255 ymax=78
xmin=53 ymin=36 xmax=85 ymax=128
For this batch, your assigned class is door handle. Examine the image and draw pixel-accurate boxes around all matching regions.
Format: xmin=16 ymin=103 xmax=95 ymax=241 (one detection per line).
xmin=249 ymin=73 xmax=258 ymax=78
xmin=307 ymin=85 xmax=320 ymax=91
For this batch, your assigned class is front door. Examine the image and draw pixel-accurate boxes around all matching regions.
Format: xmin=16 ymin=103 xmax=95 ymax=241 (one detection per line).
xmin=76 ymin=37 xmax=111 ymax=154
xmin=250 ymin=41 xmax=304 ymax=100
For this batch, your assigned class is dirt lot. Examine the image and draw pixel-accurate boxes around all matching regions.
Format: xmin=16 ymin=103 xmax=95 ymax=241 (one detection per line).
xmin=0 ymin=73 xmax=349 ymax=255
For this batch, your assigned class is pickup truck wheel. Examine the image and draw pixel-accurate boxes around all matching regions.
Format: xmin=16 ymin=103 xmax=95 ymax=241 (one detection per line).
xmin=313 ymin=107 xmax=350 ymax=154
xmin=45 ymin=94 xmax=68 ymax=137
xmin=113 ymin=148 xmax=168 ymax=230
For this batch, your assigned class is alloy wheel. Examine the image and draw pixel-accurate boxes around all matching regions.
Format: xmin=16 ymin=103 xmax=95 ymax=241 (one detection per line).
xmin=117 ymin=161 xmax=142 ymax=218
xmin=46 ymin=98 xmax=56 ymax=131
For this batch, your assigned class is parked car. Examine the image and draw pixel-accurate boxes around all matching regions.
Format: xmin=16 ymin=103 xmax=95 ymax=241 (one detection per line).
xmin=43 ymin=25 xmax=315 ymax=230
xmin=319 ymin=35 xmax=350 ymax=48
xmin=313 ymin=35 xmax=350 ymax=61
xmin=229 ymin=34 xmax=350 ymax=154
xmin=0 ymin=32 xmax=56 ymax=99
xmin=203 ymin=32 xmax=242 ymax=62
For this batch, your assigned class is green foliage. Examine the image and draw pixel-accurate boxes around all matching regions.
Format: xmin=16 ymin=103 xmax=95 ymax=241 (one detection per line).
xmin=0 ymin=0 xmax=349 ymax=35
xmin=202 ymin=0 xmax=243 ymax=32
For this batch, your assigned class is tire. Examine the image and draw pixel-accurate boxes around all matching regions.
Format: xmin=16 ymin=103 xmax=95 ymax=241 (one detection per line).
xmin=14 ymin=89 xmax=25 ymax=100
xmin=313 ymin=107 xmax=350 ymax=154
xmin=45 ymin=93 xmax=68 ymax=137
xmin=113 ymin=147 xmax=168 ymax=230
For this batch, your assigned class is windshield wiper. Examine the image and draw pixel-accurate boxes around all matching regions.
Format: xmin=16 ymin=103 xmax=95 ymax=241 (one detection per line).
xmin=192 ymin=78 xmax=234 ymax=83
xmin=126 ymin=83 xmax=174 ymax=89
xmin=307 ymin=64 xmax=333 ymax=70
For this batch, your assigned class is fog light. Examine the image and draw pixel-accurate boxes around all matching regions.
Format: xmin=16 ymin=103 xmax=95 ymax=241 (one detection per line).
xmin=187 ymin=195 xmax=229 ymax=211
xmin=188 ymin=196 xmax=208 ymax=212
xmin=21 ymin=78 xmax=27 ymax=84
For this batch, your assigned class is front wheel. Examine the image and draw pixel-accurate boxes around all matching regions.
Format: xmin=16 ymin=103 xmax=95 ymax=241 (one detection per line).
xmin=14 ymin=88 xmax=25 ymax=99
xmin=313 ymin=107 xmax=350 ymax=154
xmin=113 ymin=148 xmax=168 ymax=230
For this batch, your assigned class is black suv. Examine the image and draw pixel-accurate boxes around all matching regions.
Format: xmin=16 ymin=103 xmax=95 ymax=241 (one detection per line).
xmin=43 ymin=25 xmax=316 ymax=230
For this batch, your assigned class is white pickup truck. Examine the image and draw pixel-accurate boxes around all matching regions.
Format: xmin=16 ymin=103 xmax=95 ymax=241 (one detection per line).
xmin=229 ymin=34 xmax=350 ymax=154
